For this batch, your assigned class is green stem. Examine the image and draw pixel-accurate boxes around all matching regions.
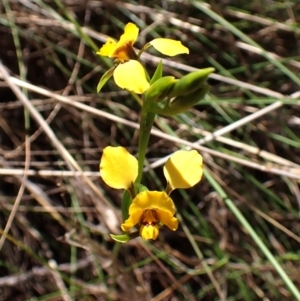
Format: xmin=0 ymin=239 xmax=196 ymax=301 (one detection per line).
xmin=136 ymin=107 xmax=156 ymax=184
xmin=133 ymin=59 xmax=162 ymax=183
xmin=204 ymin=168 xmax=300 ymax=300
xmin=121 ymin=63 xmax=159 ymax=220
xmin=121 ymin=98 xmax=155 ymax=221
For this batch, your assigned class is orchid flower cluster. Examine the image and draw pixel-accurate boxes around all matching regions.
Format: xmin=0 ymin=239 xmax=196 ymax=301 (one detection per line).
xmin=97 ymin=23 xmax=213 ymax=242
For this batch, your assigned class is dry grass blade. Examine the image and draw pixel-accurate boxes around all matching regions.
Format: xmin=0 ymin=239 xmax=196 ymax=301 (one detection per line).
xmin=0 ymin=63 xmax=119 ymax=233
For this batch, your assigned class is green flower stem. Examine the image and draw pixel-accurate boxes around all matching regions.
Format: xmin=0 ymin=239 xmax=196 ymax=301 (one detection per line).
xmin=134 ymin=61 xmax=163 ymax=184
xmin=121 ymin=62 xmax=160 ymax=221
xmin=120 ymin=99 xmax=155 ymax=222
xmin=204 ymin=168 xmax=300 ymax=300
xmin=135 ymin=107 xmax=156 ymax=184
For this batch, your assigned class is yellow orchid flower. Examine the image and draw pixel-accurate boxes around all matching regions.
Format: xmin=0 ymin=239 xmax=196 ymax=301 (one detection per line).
xmin=96 ymin=23 xmax=189 ymax=94
xmin=100 ymin=146 xmax=203 ymax=240
xmin=121 ymin=190 xmax=178 ymax=240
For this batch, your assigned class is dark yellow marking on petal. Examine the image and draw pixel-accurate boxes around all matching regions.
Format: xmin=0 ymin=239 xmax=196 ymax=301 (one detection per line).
xmin=112 ymin=43 xmax=138 ymax=62
xmin=141 ymin=209 xmax=159 ymax=226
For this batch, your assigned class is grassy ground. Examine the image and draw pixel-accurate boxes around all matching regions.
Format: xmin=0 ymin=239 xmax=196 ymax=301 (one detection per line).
xmin=1 ymin=1 xmax=300 ymax=300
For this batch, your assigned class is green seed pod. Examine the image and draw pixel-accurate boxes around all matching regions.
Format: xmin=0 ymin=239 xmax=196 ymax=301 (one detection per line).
xmin=160 ymin=84 xmax=210 ymax=116
xmin=145 ymin=76 xmax=177 ymax=103
xmin=168 ymin=68 xmax=214 ymax=98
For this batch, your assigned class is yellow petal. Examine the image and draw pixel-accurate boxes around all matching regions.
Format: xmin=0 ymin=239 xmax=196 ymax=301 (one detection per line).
xmin=121 ymin=209 xmax=143 ymax=231
xmin=110 ymin=23 xmax=139 ymax=62
xmin=97 ymin=23 xmax=139 ymax=61
xmin=164 ymin=150 xmax=203 ymax=190
xmin=117 ymin=23 xmax=139 ymax=48
xmin=149 ymin=38 xmax=189 ymax=56
xmin=113 ymin=60 xmax=150 ymax=94
xmin=100 ymin=146 xmax=138 ymax=189
xmin=140 ymin=224 xmax=159 ymax=240
xmin=96 ymin=38 xmax=117 ymax=57
xmin=156 ymin=211 xmax=178 ymax=231
xmin=129 ymin=191 xmax=176 ymax=215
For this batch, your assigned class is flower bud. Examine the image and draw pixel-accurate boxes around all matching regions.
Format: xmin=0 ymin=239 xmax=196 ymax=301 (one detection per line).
xmin=160 ymin=84 xmax=209 ymax=116
xmin=145 ymin=76 xmax=177 ymax=103
xmin=168 ymin=68 xmax=214 ymax=98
